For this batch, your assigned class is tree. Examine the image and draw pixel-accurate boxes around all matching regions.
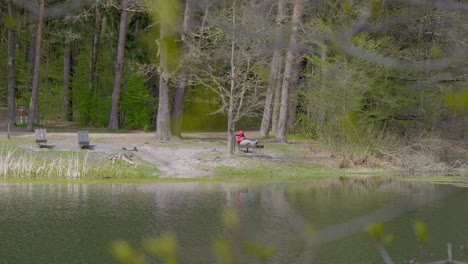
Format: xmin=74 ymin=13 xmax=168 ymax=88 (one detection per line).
xmin=190 ymin=0 xmax=267 ymax=154
xmin=170 ymin=0 xmax=192 ymax=138
xmin=63 ymin=34 xmax=74 ymax=121
xmin=108 ymin=0 xmax=129 ymax=130
xmin=7 ymin=0 xmax=17 ymax=126
xmin=154 ymin=0 xmax=183 ymax=141
xmin=271 ymin=54 xmax=284 ymax=134
xmin=89 ymin=2 xmax=102 ymax=94
xmin=27 ymin=0 xmax=45 ymax=132
xmin=259 ymin=0 xmax=286 ymax=138
xmin=275 ymin=0 xmax=303 ymax=143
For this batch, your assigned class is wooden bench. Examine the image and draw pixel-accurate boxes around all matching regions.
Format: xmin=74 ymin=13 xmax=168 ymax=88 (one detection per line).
xmin=35 ymin=129 xmax=47 ymax=147
xmin=77 ymin=131 xmax=90 ymax=149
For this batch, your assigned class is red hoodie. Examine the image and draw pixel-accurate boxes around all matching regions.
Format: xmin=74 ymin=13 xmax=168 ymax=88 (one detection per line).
xmin=235 ymin=130 xmax=246 ymax=143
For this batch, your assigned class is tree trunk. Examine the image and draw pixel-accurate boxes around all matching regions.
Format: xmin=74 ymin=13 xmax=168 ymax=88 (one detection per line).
xmin=63 ymin=38 xmax=74 ymax=121
xmin=27 ymin=0 xmax=45 ymax=132
xmin=259 ymin=0 xmax=286 ymax=138
xmin=7 ymin=0 xmax=17 ymax=126
xmin=287 ymin=59 xmax=301 ymax=133
xmin=171 ymin=0 xmax=192 ymax=138
xmin=108 ymin=0 xmax=129 ymax=130
xmin=27 ymin=31 xmax=36 ymax=67
xmin=227 ymin=39 xmax=236 ymax=155
xmin=89 ymin=3 xmax=102 ymax=94
xmin=226 ymin=1 xmax=237 ymax=155
xmin=155 ymin=72 xmax=172 ymax=141
xmin=171 ymin=77 xmax=186 ymax=137
xmin=275 ymin=0 xmax=303 ymax=142
xmin=155 ymin=27 xmax=172 ymax=141
xmin=227 ymin=109 xmax=236 ymax=155
xmin=271 ymin=54 xmax=284 ymax=133
xmin=149 ymin=69 xmax=158 ymax=130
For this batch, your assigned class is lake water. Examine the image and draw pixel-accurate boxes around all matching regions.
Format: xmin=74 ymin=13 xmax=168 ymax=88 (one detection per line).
xmin=0 ymin=179 xmax=467 ymax=264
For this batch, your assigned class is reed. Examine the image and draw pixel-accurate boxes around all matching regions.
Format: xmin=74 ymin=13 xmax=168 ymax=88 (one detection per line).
xmin=0 ymin=148 xmax=88 ymax=179
xmin=0 ymin=147 xmax=158 ymax=180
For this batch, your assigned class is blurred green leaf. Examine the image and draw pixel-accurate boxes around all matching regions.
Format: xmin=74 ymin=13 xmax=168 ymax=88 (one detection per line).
xmin=111 ymin=240 xmax=148 ymax=264
xmin=307 ymin=224 xmax=317 ymax=236
xmin=413 ymin=221 xmax=429 ymax=247
xmin=366 ymin=224 xmax=384 ymax=240
xmin=383 ymin=234 xmax=394 ymax=247
xmin=222 ymin=208 xmax=240 ymax=230
xmin=4 ymin=15 xmax=19 ymax=30
xmin=244 ymin=242 xmax=276 ymax=262
xmin=431 ymin=46 xmax=442 ymax=59
xmin=143 ymin=233 xmax=178 ymax=264
xmin=369 ymin=0 xmax=382 ymax=19
xmin=213 ymin=237 xmax=235 ymax=264
xmin=446 ymin=89 xmax=468 ymax=114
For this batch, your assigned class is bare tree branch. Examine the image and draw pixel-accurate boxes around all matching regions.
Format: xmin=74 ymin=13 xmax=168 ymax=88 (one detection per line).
xmin=333 ymin=4 xmax=468 ymax=72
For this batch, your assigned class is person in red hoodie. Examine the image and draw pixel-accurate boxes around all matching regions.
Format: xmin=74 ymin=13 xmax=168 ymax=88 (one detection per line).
xmin=235 ymin=130 xmax=259 ymax=146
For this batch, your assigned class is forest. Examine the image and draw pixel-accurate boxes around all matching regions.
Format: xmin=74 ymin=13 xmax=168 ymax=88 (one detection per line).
xmin=0 ymin=0 xmax=466 ymax=155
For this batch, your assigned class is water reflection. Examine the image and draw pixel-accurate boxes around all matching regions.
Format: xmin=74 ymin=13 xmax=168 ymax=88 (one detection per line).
xmin=0 ymin=179 xmax=466 ymax=264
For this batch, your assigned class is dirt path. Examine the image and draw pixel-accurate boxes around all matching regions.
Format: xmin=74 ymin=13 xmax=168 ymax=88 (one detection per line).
xmin=137 ymin=145 xmax=213 ymax=178
xmin=2 ymin=129 xmax=237 ymax=178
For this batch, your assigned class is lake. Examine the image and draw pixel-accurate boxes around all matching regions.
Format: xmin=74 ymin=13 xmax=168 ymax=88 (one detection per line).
xmin=0 ymin=178 xmax=467 ymax=264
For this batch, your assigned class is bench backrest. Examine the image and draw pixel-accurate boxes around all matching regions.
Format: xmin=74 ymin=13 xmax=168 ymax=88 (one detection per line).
xmin=35 ymin=129 xmax=47 ymax=143
xmin=77 ymin=131 xmax=89 ymax=146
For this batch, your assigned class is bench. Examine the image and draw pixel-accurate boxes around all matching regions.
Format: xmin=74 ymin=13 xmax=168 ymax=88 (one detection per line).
xmin=77 ymin=131 xmax=90 ymax=149
xmin=35 ymin=129 xmax=47 ymax=147
xmin=238 ymin=143 xmax=264 ymax=153
xmin=233 ymin=136 xmax=264 ymax=153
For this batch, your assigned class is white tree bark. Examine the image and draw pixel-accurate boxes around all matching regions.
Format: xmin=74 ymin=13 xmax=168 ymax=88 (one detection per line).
xmin=275 ymin=0 xmax=303 ymax=142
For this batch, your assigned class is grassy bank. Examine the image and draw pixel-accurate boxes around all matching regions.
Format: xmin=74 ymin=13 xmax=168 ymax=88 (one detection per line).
xmin=0 ymin=139 xmax=160 ymax=181
xmin=1 ymin=130 xmax=464 ymax=184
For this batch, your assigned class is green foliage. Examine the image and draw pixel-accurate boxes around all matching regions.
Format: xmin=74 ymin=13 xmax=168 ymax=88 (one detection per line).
xmin=111 ymin=207 xmax=275 ymax=264
xmin=0 ymin=0 xmax=465 ymax=145
xmin=39 ymin=39 xmax=66 ymax=121
xmin=120 ymin=72 xmax=155 ymax=130
xmin=148 ymin=0 xmax=182 ymax=71
xmin=111 ymin=240 xmax=148 ymax=264
xmin=144 ymin=234 xmax=179 ymax=264
xmin=72 ymin=36 xmax=114 ymax=126
xmin=182 ymin=85 xmax=228 ymax=131
xmin=244 ymin=242 xmax=276 ymax=262
xmin=213 ymin=237 xmax=235 ymax=264
xmin=413 ymin=221 xmax=429 ymax=247
xmin=446 ymin=89 xmax=468 ymax=115
xmin=297 ymin=28 xmax=460 ymax=152
xmin=431 ymin=46 xmax=442 ymax=59
xmin=3 ymin=15 xmax=19 ymax=30
xmin=298 ymin=51 xmax=378 ymax=148
xmin=366 ymin=224 xmax=384 ymax=239
xmin=222 ymin=207 xmax=240 ymax=230
xmin=72 ymin=45 xmax=94 ymax=125
xmin=366 ymin=224 xmax=394 ymax=246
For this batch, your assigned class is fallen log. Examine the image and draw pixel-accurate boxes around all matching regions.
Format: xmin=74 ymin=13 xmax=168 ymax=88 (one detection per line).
xmin=109 ymin=153 xmax=135 ymax=165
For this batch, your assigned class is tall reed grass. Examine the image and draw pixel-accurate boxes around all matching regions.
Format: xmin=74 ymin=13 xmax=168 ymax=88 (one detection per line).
xmin=0 ymin=148 xmax=88 ymax=179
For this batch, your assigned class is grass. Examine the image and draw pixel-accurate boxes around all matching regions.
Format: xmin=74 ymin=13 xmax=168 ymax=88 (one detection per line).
xmin=4 ymin=129 xmax=458 ymax=184
xmin=213 ymin=164 xmax=341 ymax=182
xmin=0 ymin=140 xmax=160 ymax=181
xmin=212 ymin=163 xmax=390 ymax=183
